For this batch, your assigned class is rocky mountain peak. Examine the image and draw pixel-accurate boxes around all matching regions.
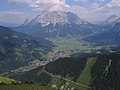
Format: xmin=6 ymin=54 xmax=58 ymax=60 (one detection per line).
xmin=22 ymin=19 xmax=29 ymax=26
xmin=113 ymin=21 xmax=120 ymax=34
xmin=29 ymin=10 xmax=88 ymax=25
xmin=103 ymin=15 xmax=120 ymax=26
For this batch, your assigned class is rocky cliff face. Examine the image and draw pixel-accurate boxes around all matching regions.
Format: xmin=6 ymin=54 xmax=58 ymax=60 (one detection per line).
xmin=85 ymin=15 xmax=120 ymax=44
xmin=13 ymin=11 xmax=100 ymax=38
xmin=29 ymin=11 xmax=88 ymax=26
xmin=103 ymin=15 xmax=120 ymax=27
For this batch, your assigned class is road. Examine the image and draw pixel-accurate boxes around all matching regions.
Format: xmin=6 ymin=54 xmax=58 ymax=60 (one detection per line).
xmin=43 ymin=66 xmax=93 ymax=89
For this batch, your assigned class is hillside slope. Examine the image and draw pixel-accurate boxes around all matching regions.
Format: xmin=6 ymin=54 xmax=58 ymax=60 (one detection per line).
xmin=0 ymin=26 xmax=53 ymax=74
xmin=8 ymin=52 xmax=120 ymax=90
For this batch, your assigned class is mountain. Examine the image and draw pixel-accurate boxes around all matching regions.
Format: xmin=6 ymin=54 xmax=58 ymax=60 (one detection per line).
xmin=12 ymin=11 xmax=102 ymax=38
xmin=21 ymin=19 xmax=29 ymax=26
xmin=29 ymin=11 xmax=88 ymax=25
xmin=85 ymin=16 xmax=120 ymax=45
xmin=112 ymin=21 xmax=120 ymax=35
xmin=0 ymin=25 xmax=53 ymax=74
xmin=0 ymin=22 xmax=19 ymax=27
xmin=103 ymin=15 xmax=120 ymax=27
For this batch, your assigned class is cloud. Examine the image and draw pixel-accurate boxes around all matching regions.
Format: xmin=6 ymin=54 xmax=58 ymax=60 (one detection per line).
xmin=9 ymin=0 xmax=70 ymax=11
xmin=91 ymin=3 xmax=100 ymax=10
xmin=7 ymin=0 xmax=120 ymax=23
xmin=88 ymin=0 xmax=120 ymax=23
xmin=8 ymin=0 xmax=24 ymax=3
xmin=102 ymin=0 xmax=120 ymax=9
xmin=0 ymin=9 xmax=30 ymax=23
xmin=74 ymin=0 xmax=88 ymax=2
xmin=96 ymin=0 xmax=120 ymax=16
xmin=68 ymin=5 xmax=89 ymax=15
xmin=66 ymin=0 xmax=119 ymax=23
xmin=96 ymin=0 xmax=105 ymax=2
xmin=0 ymin=9 xmax=29 ymax=18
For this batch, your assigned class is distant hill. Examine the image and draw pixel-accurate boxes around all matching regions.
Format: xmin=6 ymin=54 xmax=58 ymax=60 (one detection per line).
xmin=102 ymin=15 xmax=120 ymax=27
xmin=85 ymin=15 xmax=120 ymax=45
xmin=0 ymin=26 xmax=53 ymax=74
xmin=0 ymin=22 xmax=19 ymax=27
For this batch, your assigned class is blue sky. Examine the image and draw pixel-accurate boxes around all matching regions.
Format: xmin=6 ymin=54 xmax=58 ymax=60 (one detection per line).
xmin=0 ymin=0 xmax=119 ymax=24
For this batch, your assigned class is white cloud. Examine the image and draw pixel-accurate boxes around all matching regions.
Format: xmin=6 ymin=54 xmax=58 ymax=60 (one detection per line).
xmin=0 ymin=9 xmax=30 ymax=23
xmin=8 ymin=0 xmax=120 ymax=23
xmin=68 ymin=5 xmax=89 ymax=15
xmin=88 ymin=0 xmax=120 ymax=23
xmin=96 ymin=0 xmax=105 ymax=2
xmin=91 ymin=3 xmax=100 ymax=10
xmin=74 ymin=0 xmax=88 ymax=2
xmin=103 ymin=0 xmax=120 ymax=9
xmin=9 ymin=0 xmax=70 ymax=11
xmin=67 ymin=0 xmax=120 ymax=23
xmin=8 ymin=0 xmax=24 ymax=3
xmin=0 ymin=9 xmax=29 ymax=18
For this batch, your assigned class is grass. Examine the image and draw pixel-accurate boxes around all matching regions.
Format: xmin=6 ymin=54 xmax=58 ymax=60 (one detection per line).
xmin=69 ymin=83 xmax=90 ymax=90
xmin=0 ymin=84 xmax=56 ymax=90
xmin=77 ymin=57 xmax=97 ymax=86
xmin=0 ymin=76 xmax=16 ymax=84
xmin=44 ymin=68 xmax=92 ymax=90
xmin=51 ymin=76 xmax=65 ymax=87
xmin=47 ymin=37 xmax=94 ymax=58
xmin=50 ymin=37 xmax=91 ymax=52
xmin=50 ymin=75 xmax=91 ymax=90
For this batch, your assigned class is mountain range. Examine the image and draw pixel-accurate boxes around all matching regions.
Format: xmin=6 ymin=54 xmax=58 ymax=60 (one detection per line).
xmin=11 ymin=11 xmax=120 ymax=45
xmin=0 ymin=11 xmax=119 ymax=74
xmin=102 ymin=15 xmax=120 ymax=27
xmin=85 ymin=15 xmax=120 ymax=44
xmin=0 ymin=22 xmax=19 ymax=27
xmin=0 ymin=25 xmax=53 ymax=74
xmin=13 ymin=11 xmax=103 ymax=38
xmin=0 ymin=10 xmax=120 ymax=90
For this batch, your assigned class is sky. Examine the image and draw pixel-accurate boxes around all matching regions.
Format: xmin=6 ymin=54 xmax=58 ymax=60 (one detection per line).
xmin=0 ymin=0 xmax=120 ymax=24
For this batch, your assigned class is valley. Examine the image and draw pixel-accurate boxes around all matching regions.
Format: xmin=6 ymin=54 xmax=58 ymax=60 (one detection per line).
xmin=0 ymin=9 xmax=120 ymax=90
xmin=50 ymin=37 xmax=91 ymax=52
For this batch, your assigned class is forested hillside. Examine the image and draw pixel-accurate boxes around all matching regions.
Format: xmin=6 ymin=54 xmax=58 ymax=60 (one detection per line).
xmin=8 ymin=53 xmax=120 ymax=90
xmin=0 ymin=26 xmax=53 ymax=74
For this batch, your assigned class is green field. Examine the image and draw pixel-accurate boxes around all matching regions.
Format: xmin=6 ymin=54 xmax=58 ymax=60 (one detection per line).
xmin=77 ymin=57 xmax=97 ymax=86
xmin=0 ymin=76 xmax=16 ymax=84
xmin=0 ymin=77 xmax=56 ymax=90
xmin=50 ymin=37 xmax=92 ymax=52
xmin=0 ymin=84 xmax=56 ymax=90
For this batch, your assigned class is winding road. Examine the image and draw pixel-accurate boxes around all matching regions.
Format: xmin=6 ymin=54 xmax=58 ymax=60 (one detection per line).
xmin=43 ymin=66 xmax=93 ymax=89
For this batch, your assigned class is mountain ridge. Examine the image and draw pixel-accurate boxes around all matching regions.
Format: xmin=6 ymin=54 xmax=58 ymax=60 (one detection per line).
xmin=85 ymin=16 xmax=120 ymax=44
xmin=28 ymin=11 xmax=88 ymax=26
xmin=102 ymin=15 xmax=120 ymax=27
xmin=12 ymin=10 xmax=102 ymax=38
xmin=0 ymin=25 xmax=53 ymax=74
